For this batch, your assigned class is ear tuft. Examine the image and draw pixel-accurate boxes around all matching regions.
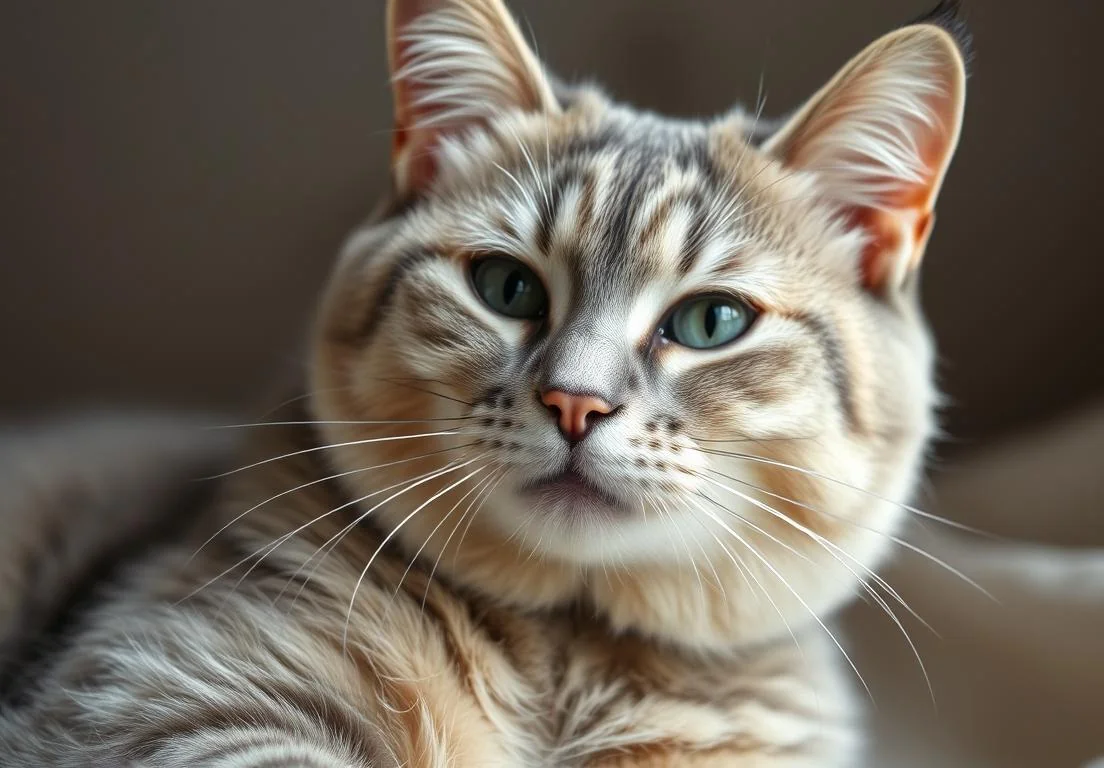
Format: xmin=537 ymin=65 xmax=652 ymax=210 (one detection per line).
xmin=908 ymin=1 xmax=974 ymax=75
xmin=387 ymin=0 xmax=558 ymax=197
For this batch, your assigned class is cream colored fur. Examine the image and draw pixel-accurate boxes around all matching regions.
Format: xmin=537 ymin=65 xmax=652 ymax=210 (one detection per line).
xmin=0 ymin=1 xmax=969 ymax=765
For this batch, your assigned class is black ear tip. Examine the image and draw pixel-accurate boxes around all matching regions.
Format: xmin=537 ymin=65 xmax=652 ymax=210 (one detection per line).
xmin=908 ymin=0 xmax=975 ymax=74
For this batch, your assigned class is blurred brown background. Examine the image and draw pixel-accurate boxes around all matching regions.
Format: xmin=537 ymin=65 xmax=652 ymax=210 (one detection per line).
xmin=1 ymin=0 xmax=1102 ymax=448
xmin=2 ymin=5 xmax=1103 ymax=766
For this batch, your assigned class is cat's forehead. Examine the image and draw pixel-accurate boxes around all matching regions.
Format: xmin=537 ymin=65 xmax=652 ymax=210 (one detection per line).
xmin=441 ymin=105 xmax=806 ymax=304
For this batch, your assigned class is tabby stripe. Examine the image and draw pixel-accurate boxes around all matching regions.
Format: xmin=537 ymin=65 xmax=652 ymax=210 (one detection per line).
xmin=355 ymin=248 xmax=436 ymax=345
xmin=603 ymin=154 xmax=654 ymax=276
xmin=574 ymin=170 xmax=598 ymax=234
xmin=535 ymin=168 xmax=582 ymax=256
xmin=791 ymin=312 xmax=860 ymax=431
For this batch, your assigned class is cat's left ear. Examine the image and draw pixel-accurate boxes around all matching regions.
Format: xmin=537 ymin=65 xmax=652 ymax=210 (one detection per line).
xmin=387 ymin=0 xmax=559 ymax=197
xmin=762 ymin=8 xmax=969 ymax=293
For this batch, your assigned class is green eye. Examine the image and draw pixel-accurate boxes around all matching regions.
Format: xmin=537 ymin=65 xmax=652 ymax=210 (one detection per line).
xmin=471 ymin=256 xmax=548 ymax=319
xmin=663 ymin=296 xmax=755 ymax=349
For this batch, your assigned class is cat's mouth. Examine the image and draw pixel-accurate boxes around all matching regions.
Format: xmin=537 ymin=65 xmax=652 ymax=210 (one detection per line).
xmin=521 ymin=469 xmax=626 ymax=512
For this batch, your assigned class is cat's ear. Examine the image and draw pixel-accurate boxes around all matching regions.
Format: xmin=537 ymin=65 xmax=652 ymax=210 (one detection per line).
xmin=762 ymin=11 xmax=969 ymax=293
xmin=386 ymin=0 xmax=559 ymax=196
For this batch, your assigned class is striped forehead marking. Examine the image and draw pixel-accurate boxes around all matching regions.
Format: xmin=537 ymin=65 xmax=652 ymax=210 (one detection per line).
xmin=530 ymin=143 xmax=740 ymax=284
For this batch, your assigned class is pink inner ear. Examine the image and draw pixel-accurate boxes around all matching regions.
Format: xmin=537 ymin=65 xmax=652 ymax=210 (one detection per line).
xmin=851 ymin=206 xmax=933 ymax=292
xmin=390 ymin=66 xmax=447 ymax=193
xmin=394 ymin=130 xmax=440 ymax=194
xmin=844 ymin=101 xmax=956 ymax=292
xmin=388 ymin=0 xmax=458 ymax=193
xmin=386 ymin=0 xmax=559 ymax=195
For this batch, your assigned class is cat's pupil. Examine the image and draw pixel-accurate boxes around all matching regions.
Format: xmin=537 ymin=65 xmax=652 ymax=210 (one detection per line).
xmin=704 ymin=304 xmax=718 ymax=338
xmin=503 ymin=272 xmax=524 ymax=305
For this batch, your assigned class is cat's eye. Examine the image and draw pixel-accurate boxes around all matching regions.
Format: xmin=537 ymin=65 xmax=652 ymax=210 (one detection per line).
xmin=471 ymin=256 xmax=548 ymax=319
xmin=660 ymin=295 xmax=755 ymax=349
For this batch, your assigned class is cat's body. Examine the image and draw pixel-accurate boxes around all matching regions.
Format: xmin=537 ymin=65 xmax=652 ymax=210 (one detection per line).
xmin=1 ymin=412 xmax=855 ymax=767
xmin=0 ymin=1 xmax=969 ymax=765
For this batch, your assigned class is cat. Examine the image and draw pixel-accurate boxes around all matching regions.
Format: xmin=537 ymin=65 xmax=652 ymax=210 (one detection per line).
xmin=0 ymin=0 xmax=969 ymax=765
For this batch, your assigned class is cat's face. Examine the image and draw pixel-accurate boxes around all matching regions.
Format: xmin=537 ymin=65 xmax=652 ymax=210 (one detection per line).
xmin=310 ymin=0 xmax=966 ymax=649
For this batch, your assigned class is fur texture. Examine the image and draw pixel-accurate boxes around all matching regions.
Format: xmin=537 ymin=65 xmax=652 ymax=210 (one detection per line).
xmin=0 ymin=1 xmax=969 ymax=765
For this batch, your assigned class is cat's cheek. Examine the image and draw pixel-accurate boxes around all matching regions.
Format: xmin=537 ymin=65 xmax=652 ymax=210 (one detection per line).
xmin=386 ymin=279 xmax=514 ymax=391
xmin=389 ymin=318 xmax=510 ymax=391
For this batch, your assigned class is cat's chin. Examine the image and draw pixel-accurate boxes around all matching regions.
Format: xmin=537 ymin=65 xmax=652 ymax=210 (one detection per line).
xmin=480 ymin=478 xmax=686 ymax=566
xmin=520 ymin=469 xmax=630 ymax=516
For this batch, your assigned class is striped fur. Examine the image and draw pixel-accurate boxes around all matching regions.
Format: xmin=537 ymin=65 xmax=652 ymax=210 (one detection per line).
xmin=1 ymin=1 xmax=969 ymax=765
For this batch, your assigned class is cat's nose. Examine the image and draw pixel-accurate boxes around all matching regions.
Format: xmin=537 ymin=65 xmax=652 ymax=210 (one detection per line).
xmin=540 ymin=389 xmax=614 ymax=444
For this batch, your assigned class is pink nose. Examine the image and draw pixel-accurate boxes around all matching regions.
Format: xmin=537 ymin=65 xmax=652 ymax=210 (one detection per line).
xmin=540 ymin=389 xmax=614 ymax=443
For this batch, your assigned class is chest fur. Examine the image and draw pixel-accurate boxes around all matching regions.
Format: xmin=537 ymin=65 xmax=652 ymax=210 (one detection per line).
xmin=325 ymin=558 xmax=850 ymax=767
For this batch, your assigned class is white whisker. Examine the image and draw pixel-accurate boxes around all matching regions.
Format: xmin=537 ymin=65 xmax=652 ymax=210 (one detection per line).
xmin=181 ymin=458 xmax=470 ymax=604
xmin=686 ymin=496 xmax=871 ymax=701
xmin=697 ymin=446 xmax=991 ymax=537
xmin=696 ymin=471 xmax=934 ymax=702
xmin=421 ymin=469 xmax=501 ymax=611
xmin=684 ymin=495 xmax=806 ymax=661
xmin=390 ymin=465 xmax=498 ymax=606
xmin=704 ymin=465 xmax=981 ymax=614
xmin=450 ymin=468 xmax=508 ymax=571
xmin=209 ymin=417 xmax=475 ymax=430
xmin=208 ymin=430 xmax=469 ymax=479
xmin=342 ymin=461 xmax=487 ymax=650
xmin=243 ymin=458 xmax=475 ymax=604
xmin=283 ymin=458 xmax=481 ymax=605
xmin=189 ymin=443 xmax=478 ymax=564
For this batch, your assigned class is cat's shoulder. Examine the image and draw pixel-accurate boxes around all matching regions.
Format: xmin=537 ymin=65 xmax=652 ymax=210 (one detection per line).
xmin=0 ymin=412 xmax=231 ymax=694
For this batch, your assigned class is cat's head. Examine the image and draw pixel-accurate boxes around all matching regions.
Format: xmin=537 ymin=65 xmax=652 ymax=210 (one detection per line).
xmin=310 ymin=0 xmax=968 ymax=649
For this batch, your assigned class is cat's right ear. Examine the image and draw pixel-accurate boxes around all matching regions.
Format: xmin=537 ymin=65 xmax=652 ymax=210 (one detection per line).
xmin=761 ymin=5 xmax=969 ymax=294
xmin=387 ymin=0 xmax=559 ymax=197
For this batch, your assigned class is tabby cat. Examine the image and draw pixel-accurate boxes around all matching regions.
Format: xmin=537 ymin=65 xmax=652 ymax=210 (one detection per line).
xmin=0 ymin=0 xmax=969 ymax=765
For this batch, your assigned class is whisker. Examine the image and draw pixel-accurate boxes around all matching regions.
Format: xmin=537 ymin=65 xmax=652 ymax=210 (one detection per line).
xmin=669 ymin=494 xmax=752 ymax=604
xmin=687 ymin=433 xmax=820 ymax=444
xmin=653 ymin=495 xmax=707 ymax=603
xmin=887 ymin=535 xmax=995 ymax=602
xmin=189 ymin=442 xmax=479 ymax=563
xmin=244 ymin=460 xmax=473 ymax=604
xmin=342 ymin=461 xmax=487 ymax=651
xmin=697 ymin=446 xmax=993 ymax=538
xmin=683 ymin=495 xmax=807 ymax=662
xmin=531 ymin=28 xmax=555 ymax=236
xmin=727 ymin=188 xmax=851 ymax=227
xmin=697 ymin=469 xmax=930 ymax=629
xmin=181 ymin=458 xmax=471 ymax=603
xmin=697 ymin=470 xmax=935 ymax=702
xmin=207 ymin=430 xmax=468 ymax=479
xmin=702 ymin=465 xmax=993 ymax=602
xmin=390 ymin=466 xmax=497 ymax=607
xmin=686 ymin=496 xmax=872 ymax=702
xmin=253 ymin=385 xmax=351 ymax=420
xmin=450 ymin=467 xmax=508 ymax=571
xmin=209 ymin=416 xmax=476 ymax=430
xmin=282 ymin=458 xmax=480 ymax=605
xmin=698 ymin=81 xmax=770 ymax=238
xmin=696 ymin=491 xmax=812 ymax=565
xmin=642 ymin=495 xmax=685 ymax=583
xmin=420 ymin=468 xmax=502 ymax=611
xmin=504 ymin=122 xmax=549 ymax=212
xmin=375 ymin=377 xmax=474 ymax=407
xmin=490 ymin=159 xmax=541 ymax=218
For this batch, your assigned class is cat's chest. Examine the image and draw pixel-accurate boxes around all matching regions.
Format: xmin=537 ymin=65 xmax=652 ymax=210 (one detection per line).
xmin=241 ymin=519 xmax=837 ymax=766
xmin=370 ymin=590 xmax=770 ymax=767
